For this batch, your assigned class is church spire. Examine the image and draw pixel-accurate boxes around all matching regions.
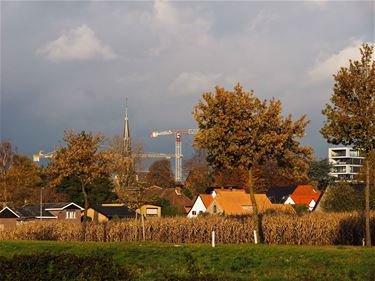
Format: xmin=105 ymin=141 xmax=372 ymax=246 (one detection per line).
xmin=123 ymin=97 xmax=131 ymax=156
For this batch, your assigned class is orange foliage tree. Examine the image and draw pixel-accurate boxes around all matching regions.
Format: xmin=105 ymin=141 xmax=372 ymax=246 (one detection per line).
xmin=47 ymin=130 xmax=110 ymax=220
xmin=194 ymin=83 xmax=312 ymax=243
xmin=321 ymin=43 xmax=375 ymax=246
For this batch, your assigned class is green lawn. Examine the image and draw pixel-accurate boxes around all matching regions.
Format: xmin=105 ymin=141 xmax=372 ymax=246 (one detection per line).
xmin=0 ymin=241 xmax=374 ymax=281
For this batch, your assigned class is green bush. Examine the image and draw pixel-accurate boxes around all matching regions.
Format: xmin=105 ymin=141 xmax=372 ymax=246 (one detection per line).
xmin=183 ymin=188 xmax=194 ymax=200
xmin=0 ymin=253 xmax=136 ymax=281
xmin=321 ymin=182 xmax=375 ymax=212
xmin=155 ymin=198 xmax=182 ymax=217
xmin=293 ymin=205 xmax=309 ymax=214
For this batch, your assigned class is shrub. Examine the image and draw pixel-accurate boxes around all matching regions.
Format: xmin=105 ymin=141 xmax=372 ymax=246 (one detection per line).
xmin=321 ymin=182 xmax=366 ymax=212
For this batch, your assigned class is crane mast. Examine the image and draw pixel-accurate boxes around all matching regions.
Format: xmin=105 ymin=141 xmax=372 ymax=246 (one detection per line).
xmin=150 ymin=129 xmax=198 ymax=184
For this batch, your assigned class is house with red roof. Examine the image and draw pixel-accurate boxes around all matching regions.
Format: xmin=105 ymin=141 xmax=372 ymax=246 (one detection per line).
xmin=284 ymin=185 xmax=321 ymax=211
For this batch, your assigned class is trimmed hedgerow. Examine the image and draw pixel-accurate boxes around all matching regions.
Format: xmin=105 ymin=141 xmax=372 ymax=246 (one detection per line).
xmin=0 ymin=253 xmax=136 ymax=281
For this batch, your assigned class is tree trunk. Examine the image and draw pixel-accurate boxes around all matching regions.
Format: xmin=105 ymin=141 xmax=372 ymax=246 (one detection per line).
xmin=82 ymin=183 xmax=89 ymax=241
xmin=365 ymin=163 xmax=371 ymax=246
xmin=2 ymin=175 xmax=7 ymax=206
xmin=135 ymin=213 xmax=138 ymax=241
xmin=248 ymin=168 xmax=260 ymax=244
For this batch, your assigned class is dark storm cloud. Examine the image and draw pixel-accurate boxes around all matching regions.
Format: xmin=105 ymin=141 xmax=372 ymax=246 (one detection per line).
xmin=1 ymin=1 xmax=374 ymax=159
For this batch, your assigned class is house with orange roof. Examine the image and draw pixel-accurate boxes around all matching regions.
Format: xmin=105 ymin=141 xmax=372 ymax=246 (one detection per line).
xmin=187 ymin=194 xmax=214 ymax=218
xmin=187 ymin=189 xmax=242 ymax=218
xmin=284 ymin=185 xmax=321 ymax=211
xmin=188 ymin=188 xmax=295 ymax=217
xmin=206 ymin=191 xmax=293 ymax=215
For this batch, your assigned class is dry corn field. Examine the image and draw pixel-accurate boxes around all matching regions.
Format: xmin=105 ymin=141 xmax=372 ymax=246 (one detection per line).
xmin=1 ymin=212 xmax=374 ymax=245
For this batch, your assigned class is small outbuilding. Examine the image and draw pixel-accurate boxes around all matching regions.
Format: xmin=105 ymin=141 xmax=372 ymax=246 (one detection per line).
xmin=87 ymin=204 xmax=136 ymax=223
xmin=87 ymin=203 xmax=162 ymax=223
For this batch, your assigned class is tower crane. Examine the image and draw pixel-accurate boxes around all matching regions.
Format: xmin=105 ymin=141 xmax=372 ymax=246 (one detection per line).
xmin=33 ymin=151 xmax=55 ymax=162
xmin=151 ymin=129 xmax=198 ymax=183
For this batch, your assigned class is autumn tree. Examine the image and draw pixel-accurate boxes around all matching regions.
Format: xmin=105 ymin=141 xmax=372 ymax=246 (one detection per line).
xmin=56 ymin=176 xmax=117 ymax=206
xmin=47 ymin=130 xmax=110 ymax=221
xmin=321 ymin=182 xmax=375 ymax=212
xmin=114 ymin=184 xmax=149 ymax=241
xmin=4 ymin=155 xmax=42 ymax=206
xmin=357 ymin=151 xmax=375 ymax=186
xmin=0 ymin=141 xmax=16 ymax=205
xmin=106 ymin=135 xmax=143 ymax=188
xmin=184 ymin=164 xmax=212 ymax=195
xmin=252 ymin=158 xmax=309 ymax=193
xmin=211 ymin=159 xmax=308 ymax=193
xmin=321 ymin=43 xmax=375 ymax=246
xmin=212 ymin=168 xmax=248 ymax=189
xmin=2 ymin=154 xmax=66 ymax=207
xmin=183 ymin=149 xmax=212 ymax=195
xmin=194 ymin=84 xmax=312 ymax=243
xmin=307 ymin=159 xmax=334 ymax=190
xmin=145 ymin=159 xmax=175 ymax=188
xmin=114 ymin=185 xmax=147 ymax=211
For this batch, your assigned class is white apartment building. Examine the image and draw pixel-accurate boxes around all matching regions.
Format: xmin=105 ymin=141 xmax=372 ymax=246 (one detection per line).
xmin=328 ymin=147 xmax=365 ymax=181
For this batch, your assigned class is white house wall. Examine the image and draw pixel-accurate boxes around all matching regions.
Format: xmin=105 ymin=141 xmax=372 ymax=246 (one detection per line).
xmin=187 ymin=196 xmax=206 ymax=218
xmin=308 ymin=199 xmax=316 ymax=211
xmin=284 ymin=197 xmax=295 ymax=205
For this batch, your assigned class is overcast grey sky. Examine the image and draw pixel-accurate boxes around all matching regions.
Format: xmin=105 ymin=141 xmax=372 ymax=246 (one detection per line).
xmin=1 ymin=1 xmax=374 ymax=160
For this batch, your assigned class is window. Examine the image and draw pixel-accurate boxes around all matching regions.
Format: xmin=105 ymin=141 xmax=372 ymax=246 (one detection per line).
xmin=146 ymin=208 xmax=158 ymax=217
xmin=213 ymin=205 xmax=217 ymax=214
xmin=192 ymin=211 xmax=196 ymax=215
xmin=352 ymin=158 xmax=363 ymax=165
xmin=331 ymin=149 xmax=346 ymax=157
xmin=242 ymin=205 xmax=253 ymax=211
xmin=333 ymin=166 xmax=347 ymax=173
xmin=66 ymin=211 xmax=76 ymax=219
xmin=350 ymin=166 xmax=361 ymax=173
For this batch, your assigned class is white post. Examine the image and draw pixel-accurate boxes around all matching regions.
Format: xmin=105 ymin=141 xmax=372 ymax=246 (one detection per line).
xmin=141 ymin=214 xmax=145 ymax=241
xmin=253 ymin=230 xmax=258 ymax=244
xmin=40 ymin=186 xmax=44 ymax=220
xmin=212 ymin=231 xmax=215 ymax=248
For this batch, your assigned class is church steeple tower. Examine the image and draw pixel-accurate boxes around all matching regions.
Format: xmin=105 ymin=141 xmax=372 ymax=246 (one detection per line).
xmin=123 ymin=97 xmax=131 ymax=156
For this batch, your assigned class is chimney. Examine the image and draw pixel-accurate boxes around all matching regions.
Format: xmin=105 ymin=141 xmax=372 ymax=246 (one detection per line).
xmin=175 ymin=186 xmax=182 ymax=195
